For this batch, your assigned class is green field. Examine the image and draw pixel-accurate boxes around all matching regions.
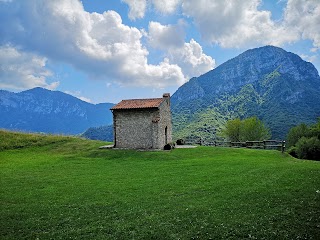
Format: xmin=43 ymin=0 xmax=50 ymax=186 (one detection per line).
xmin=1 ymin=131 xmax=320 ymax=239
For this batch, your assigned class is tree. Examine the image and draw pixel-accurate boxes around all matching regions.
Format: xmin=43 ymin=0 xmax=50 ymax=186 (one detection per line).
xmin=222 ymin=117 xmax=270 ymax=141
xmin=286 ymin=118 xmax=320 ymax=160
xmin=310 ymin=117 xmax=320 ymax=139
xmin=286 ymin=123 xmax=310 ymax=148
xmin=221 ymin=118 xmax=241 ymax=142
xmin=240 ymin=117 xmax=271 ymax=141
xmin=296 ymin=137 xmax=320 ymax=160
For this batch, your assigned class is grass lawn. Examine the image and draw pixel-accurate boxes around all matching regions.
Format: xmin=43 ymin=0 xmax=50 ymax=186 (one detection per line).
xmin=1 ymin=131 xmax=320 ymax=239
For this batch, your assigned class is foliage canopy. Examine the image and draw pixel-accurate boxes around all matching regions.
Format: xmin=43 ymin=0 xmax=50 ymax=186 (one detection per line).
xmin=286 ymin=118 xmax=320 ymax=160
xmin=222 ymin=116 xmax=271 ymax=142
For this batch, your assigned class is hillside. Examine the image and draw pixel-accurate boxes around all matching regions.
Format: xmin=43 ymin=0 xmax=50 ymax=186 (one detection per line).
xmin=1 ymin=46 xmax=319 ymax=141
xmin=1 ymin=130 xmax=320 ymax=239
xmin=81 ymin=124 xmax=114 ymax=142
xmin=171 ymin=45 xmax=320 ymax=140
xmin=0 ymin=87 xmax=114 ymax=134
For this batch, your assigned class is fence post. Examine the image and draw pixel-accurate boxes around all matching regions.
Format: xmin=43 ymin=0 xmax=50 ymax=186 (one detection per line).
xmin=263 ymin=140 xmax=266 ymax=149
xmin=282 ymin=141 xmax=285 ymax=153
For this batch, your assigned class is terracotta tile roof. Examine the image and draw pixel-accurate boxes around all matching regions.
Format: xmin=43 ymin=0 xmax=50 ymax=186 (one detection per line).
xmin=111 ymin=98 xmax=164 ymax=110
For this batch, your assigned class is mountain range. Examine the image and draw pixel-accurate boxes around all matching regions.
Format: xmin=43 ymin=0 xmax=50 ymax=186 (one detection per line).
xmin=0 ymin=87 xmax=114 ymax=135
xmin=1 ymin=46 xmax=319 ymax=141
xmin=171 ymin=45 xmax=320 ymax=140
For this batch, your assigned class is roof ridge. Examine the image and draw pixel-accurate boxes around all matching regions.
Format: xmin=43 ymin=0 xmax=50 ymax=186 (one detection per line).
xmin=111 ymin=97 xmax=165 ymax=110
xmin=120 ymin=97 xmax=164 ymax=101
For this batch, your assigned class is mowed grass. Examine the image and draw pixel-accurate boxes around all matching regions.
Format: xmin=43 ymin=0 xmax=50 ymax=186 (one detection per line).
xmin=0 ymin=131 xmax=320 ymax=239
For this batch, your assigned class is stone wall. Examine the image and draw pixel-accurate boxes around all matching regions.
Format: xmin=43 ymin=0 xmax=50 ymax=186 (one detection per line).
xmin=112 ymin=94 xmax=172 ymax=149
xmin=113 ymin=109 xmax=159 ymax=149
xmin=155 ymin=97 xmax=172 ymax=148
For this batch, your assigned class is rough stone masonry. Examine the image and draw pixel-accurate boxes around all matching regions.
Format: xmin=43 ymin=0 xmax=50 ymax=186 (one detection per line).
xmin=110 ymin=93 xmax=172 ymax=149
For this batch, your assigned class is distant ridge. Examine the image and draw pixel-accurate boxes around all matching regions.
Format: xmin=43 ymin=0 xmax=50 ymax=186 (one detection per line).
xmin=2 ymin=46 xmax=319 ymax=140
xmin=171 ymin=45 xmax=320 ymax=140
xmin=0 ymin=87 xmax=114 ymax=135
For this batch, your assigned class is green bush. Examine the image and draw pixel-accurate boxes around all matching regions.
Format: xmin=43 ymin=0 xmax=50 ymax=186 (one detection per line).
xmin=310 ymin=120 xmax=320 ymax=139
xmin=241 ymin=117 xmax=271 ymax=141
xmin=286 ymin=123 xmax=310 ymax=148
xmin=287 ymin=146 xmax=298 ymax=158
xmin=296 ymin=137 xmax=320 ymax=160
xmin=222 ymin=116 xmax=270 ymax=142
xmin=286 ymin=118 xmax=320 ymax=160
xmin=222 ymin=118 xmax=241 ymax=142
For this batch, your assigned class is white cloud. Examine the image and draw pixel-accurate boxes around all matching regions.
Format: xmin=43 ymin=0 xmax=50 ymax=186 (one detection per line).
xmin=122 ymin=0 xmax=320 ymax=52
xmin=78 ymin=96 xmax=92 ymax=103
xmin=152 ymin=0 xmax=181 ymax=14
xmin=3 ymin=0 xmax=318 ymax=93
xmin=0 ymin=0 xmax=185 ymax=88
xmin=123 ymin=0 xmax=181 ymax=19
xmin=181 ymin=0 xmax=297 ymax=48
xmin=179 ymin=0 xmax=320 ymax=50
xmin=148 ymin=21 xmax=185 ymax=49
xmin=0 ymin=45 xmax=59 ymax=90
xmin=121 ymin=0 xmax=147 ymax=20
xmin=169 ymin=39 xmax=215 ymax=78
xmin=300 ymin=54 xmax=317 ymax=63
xmin=64 ymin=90 xmax=92 ymax=103
xmin=148 ymin=22 xmax=215 ymax=78
xmin=284 ymin=0 xmax=320 ymax=49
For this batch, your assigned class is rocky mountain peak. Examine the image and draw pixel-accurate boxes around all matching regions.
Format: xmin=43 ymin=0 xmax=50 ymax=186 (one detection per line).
xmin=171 ymin=45 xmax=320 ymax=140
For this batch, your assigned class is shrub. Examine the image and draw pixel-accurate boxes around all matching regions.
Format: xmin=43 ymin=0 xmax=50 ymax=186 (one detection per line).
xmin=296 ymin=137 xmax=320 ymax=160
xmin=222 ymin=117 xmax=270 ymax=142
xmin=286 ymin=123 xmax=310 ymax=148
xmin=240 ymin=117 xmax=271 ymax=141
xmin=287 ymin=146 xmax=298 ymax=158
xmin=221 ymin=118 xmax=241 ymax=142
xmin=310 ymin=119 xmax=320 ymax=139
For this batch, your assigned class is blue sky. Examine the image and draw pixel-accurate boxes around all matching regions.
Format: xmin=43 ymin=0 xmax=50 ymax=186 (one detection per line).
xmin=0 ymin=0 xmax=319 ymax=104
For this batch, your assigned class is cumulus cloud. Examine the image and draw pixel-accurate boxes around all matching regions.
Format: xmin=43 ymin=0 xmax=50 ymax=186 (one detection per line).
xmin=284 ymin=0 xmax=320 ymax=49
xmin=148 ymin=21 xmax=214 ymax=78
xmin=2 ymin=0 xmax=318 ymax=93
xmin=0 ymin=0 xmax=186 ymax=88
xmin=168 ymin=39 xmax=215 ymax=78
xmin=300 ymin=54 xmax=317 ymax=63
xmin=148 ymin=21 xmax=185 ymax=49
xmin=122 ymin=0 xmax=147 ymax=20
xmin=179 ymin=0 xmax=320 ymax=50
xmin=181 ymin=0 xmax=297 ymax=48
xmin=0 ymin=45 xmax=59 ymax=90
xmin=123 ymin=0 xmax=320 ymax=52
xmin=123 ymin=0 xmax=181 ymax=19
xmin=152 ymin=0 xmax=181 ymax=14
xmin=64 ymin=90 xmax=92 ymax=103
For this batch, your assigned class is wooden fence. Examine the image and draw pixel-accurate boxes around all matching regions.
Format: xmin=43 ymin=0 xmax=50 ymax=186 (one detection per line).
xmin=183 ymin=137 xmax=286 ymax=152
xmin=214 ymin=140 xmax=286 ymax=153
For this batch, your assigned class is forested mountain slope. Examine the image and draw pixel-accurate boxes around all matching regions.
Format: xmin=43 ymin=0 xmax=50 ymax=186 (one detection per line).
xmin=171 ymin=46 xmax=320 ymax=140
xmin=0 ymin=87 xmax=114 ymax=134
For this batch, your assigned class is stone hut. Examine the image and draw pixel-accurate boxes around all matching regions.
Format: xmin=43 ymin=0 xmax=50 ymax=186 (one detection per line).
xmin=110 ymin=93 xmax=172 ymax=149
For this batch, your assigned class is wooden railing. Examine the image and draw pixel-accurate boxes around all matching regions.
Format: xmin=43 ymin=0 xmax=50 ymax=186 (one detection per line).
xmin=182 ymin=137 xmax=286 ymax=152
xmin=184 ymin=136 xmax=203 ymax=145
xmin=213 ymin=140 xmax=286 ymax=152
